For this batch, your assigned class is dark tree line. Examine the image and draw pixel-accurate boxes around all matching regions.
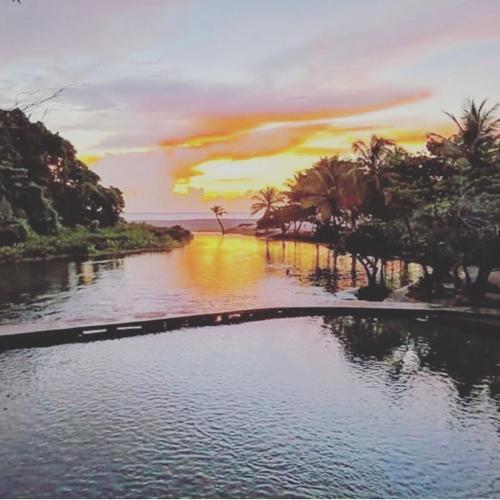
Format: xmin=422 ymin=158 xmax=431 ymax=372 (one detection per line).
xmin=253 ymin=100 xmax=500 ymax=302
xmin=0 ymin=108 xmax=124 ymax=244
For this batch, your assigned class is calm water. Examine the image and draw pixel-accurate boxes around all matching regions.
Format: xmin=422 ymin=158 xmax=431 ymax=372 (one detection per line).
xmin=0 ymin=234 xmax=419 ymax=332
xmin=0 ymin=316 xmax=498 ymax=498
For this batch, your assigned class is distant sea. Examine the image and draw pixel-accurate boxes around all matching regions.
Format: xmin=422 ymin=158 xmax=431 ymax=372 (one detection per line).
xmin=125 ymin=212 xmax=257 ymax=222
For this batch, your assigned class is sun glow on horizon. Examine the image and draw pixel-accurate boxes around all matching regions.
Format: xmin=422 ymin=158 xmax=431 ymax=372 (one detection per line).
xmin=6 ymin=0 xmax=497 ymax=212
xmin=167 ymin=119 xmax=456 ymax=200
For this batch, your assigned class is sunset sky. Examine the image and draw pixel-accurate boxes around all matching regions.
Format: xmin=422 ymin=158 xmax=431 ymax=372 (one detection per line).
xmin=1 ymin=0 xmax=500 ymax=213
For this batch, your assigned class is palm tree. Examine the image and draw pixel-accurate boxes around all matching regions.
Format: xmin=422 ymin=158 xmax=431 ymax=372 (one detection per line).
xmin=251 ymin=186 xmax=285 ymax=217
xmin=352 ymin=135 xmax=395 ymax=192
xmin=433 ymin=99 xmax=500 ymax=165
xmin=285 ymin=156 xmax=365 ymax=230
xmin=210 ymin=205 xmax=227 ymax=235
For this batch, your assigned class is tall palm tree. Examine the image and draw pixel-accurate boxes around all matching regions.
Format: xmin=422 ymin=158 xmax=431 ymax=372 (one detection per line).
xmin=440 ymin=99 xmax=500 ymax=164
xmin=352 ymin=135 xmax=395 ymax=192
xmin=210 ymin=205 xmax=227 ymax=235
xmin=251 ymin=186 xmax=285 ymax=217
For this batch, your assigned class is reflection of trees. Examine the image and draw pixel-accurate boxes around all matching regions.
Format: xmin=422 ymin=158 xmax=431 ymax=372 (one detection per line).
xmin=307 ymin=268 xmax=339 ymax=294
xmin=265 ymin=240 xmax=420 ymax=296
xmin=75 ymin=258 xmax=123 ymax=287
xmin=0 ymin=260 xmax=72 ymax=302
xmin=0 ymin=257 xmax=123 ymax=319
xmin=325 ymin=316 xmax=408 ymax=360
xmin=412 ymin=324 xmax=500 ymax=399
xmin=307 ymin=254 xmax=362 ymax=293
xmin=322 ymin=315 xmax=500 ymax=400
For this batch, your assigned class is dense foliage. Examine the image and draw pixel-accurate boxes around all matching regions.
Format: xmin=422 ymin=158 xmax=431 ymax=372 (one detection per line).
xmin=0 ymin=223 xmax=192 ymax=263
xmin=254 ymin=100 xmax=500 ymax=301
xmin=0 ymin=108 xmax=124 ymax=244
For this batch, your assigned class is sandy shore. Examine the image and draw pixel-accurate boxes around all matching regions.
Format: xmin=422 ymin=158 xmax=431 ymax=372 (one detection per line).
xmin=143 ymin=218 xmax=256 ymax=234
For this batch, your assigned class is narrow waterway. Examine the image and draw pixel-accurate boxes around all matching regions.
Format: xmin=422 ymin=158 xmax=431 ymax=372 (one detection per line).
xmin=0 ymin=233 xmax=420 ymax=332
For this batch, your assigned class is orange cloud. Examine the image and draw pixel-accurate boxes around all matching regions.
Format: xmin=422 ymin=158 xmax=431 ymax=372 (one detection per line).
xmin=160 ymin=90 xmax=431 ymax=150
xmin=166 ymin=123 xmax=334 ymax=183
xmin=159 ymin=90 xmax=433 ymax=191
xmin=170 ymin=119 xmax=459 ymax=199
xmin=94 ymin=85 xmax=439 ymax=204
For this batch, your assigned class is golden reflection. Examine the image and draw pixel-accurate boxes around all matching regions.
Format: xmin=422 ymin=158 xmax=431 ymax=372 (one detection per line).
xmin=174 ymin=234 xmax=420 ymax=297
xmin=176 ymin=234 xmax=268 ymax=295
xmin=115 ymin=234 xmax=422 ymax=301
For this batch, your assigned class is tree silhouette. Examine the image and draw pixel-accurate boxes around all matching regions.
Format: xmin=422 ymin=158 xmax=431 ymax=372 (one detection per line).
xmin=210 ymin=205 xmax=227 ymax=235
xmin=251 ymin=186 xmax=285 ymax=217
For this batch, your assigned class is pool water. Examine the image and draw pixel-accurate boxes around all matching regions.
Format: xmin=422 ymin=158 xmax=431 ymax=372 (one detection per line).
xmin=0 ymin=315 xmax=498 ymax=498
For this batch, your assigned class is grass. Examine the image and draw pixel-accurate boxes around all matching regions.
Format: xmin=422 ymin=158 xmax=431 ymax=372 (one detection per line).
xmin=0 ymin=223 xmax=192 ymax=263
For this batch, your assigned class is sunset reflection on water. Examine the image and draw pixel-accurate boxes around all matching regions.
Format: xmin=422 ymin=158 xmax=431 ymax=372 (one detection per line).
xmin=0 ymin=233 xmax=420 ymax=330
xmin=175 ymin=234 xmax=418 ymax=296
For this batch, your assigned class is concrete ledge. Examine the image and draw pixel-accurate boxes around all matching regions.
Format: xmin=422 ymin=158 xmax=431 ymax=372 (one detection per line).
xmin=1 ymin=301 xmax=499 ymax=351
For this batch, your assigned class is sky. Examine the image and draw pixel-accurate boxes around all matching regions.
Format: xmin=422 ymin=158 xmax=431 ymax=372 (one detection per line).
xmin=1 ymin=0 xmax=500 ymax=213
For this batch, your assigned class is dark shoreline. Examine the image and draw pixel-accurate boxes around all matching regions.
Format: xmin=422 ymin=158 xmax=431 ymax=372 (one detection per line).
xmin=0 ymin=223 xmax=192 ymax=264
xmin=0 ymin=242 xmax=187 ymax=265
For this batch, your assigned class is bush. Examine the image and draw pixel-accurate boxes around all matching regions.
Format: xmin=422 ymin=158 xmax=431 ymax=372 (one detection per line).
xmin=0 ymin=223 xmax=192 ymax=262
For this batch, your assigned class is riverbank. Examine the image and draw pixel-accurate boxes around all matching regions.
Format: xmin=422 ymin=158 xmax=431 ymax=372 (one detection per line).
xmin=0 ymin=223 xmax=192 ymax=263
xmin=385 ymin=269 xmax=500 ymax=309
xmin=146 ymin=222 xmax=500 ymax=309
xmin=139 ymin=217 xmax=256 ymax=235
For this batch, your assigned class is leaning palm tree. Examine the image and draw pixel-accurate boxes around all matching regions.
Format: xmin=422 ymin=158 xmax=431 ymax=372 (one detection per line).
xmin=251 ymin=186 xmax=285 ymax=217
xmin=210 ymin=205 xmax=227 ymax=235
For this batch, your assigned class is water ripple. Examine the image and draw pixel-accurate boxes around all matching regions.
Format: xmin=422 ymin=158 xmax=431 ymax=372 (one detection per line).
xmin=0 ymin=316 xmax=499 ymax=498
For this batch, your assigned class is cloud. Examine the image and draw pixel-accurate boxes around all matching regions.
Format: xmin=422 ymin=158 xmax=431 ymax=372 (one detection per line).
xmin=79 ymin=154 xmax=103 ymax=166
xmin=259 ymin=0 xmax=500 ymax=87
xmin=3 ymin=0 xmax=500 ymax=212
xmin=0 ymin=0 xmax=186 ymax=65
xmin=93 ymin=149 xmax=254 ymax=213
xmin=59 ymin=78 xmax=429 ymax=149
xmin=60 ymin=74 xmax=430 ymax=179
xmin=92 ymin=117 xmax=453 ymax=211
xmin=161 ymin=108 xmax=431 ymax=183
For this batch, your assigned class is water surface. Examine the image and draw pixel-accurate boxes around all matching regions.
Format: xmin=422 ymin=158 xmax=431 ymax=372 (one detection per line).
xmin=0 ymin=315 xmax=498 ymax=498
xmin=0 ymin=234 xmax=419 ymax=331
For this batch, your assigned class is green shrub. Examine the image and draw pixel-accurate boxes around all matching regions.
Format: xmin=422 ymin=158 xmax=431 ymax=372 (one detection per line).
xmin=0 ymin=223 xmax=191 ymax=262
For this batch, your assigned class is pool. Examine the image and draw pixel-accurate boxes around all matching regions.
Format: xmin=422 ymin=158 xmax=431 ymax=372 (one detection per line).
xmin=0 ymin=315 xmax=498 ymax=498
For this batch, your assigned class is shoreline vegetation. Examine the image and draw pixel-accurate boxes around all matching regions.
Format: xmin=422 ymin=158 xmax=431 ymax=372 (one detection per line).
xmin=0 ymin=107 xmax=191 ymax=264
xmin=141 ymin=222 xmax=500 ymax=309
xmin=2 ymin=101 xmax=500 ymax=309
xmin=239 ymin=99 xmax=500 ymax=306
xmin=0 ymin=223 xmax=192 ymax=263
